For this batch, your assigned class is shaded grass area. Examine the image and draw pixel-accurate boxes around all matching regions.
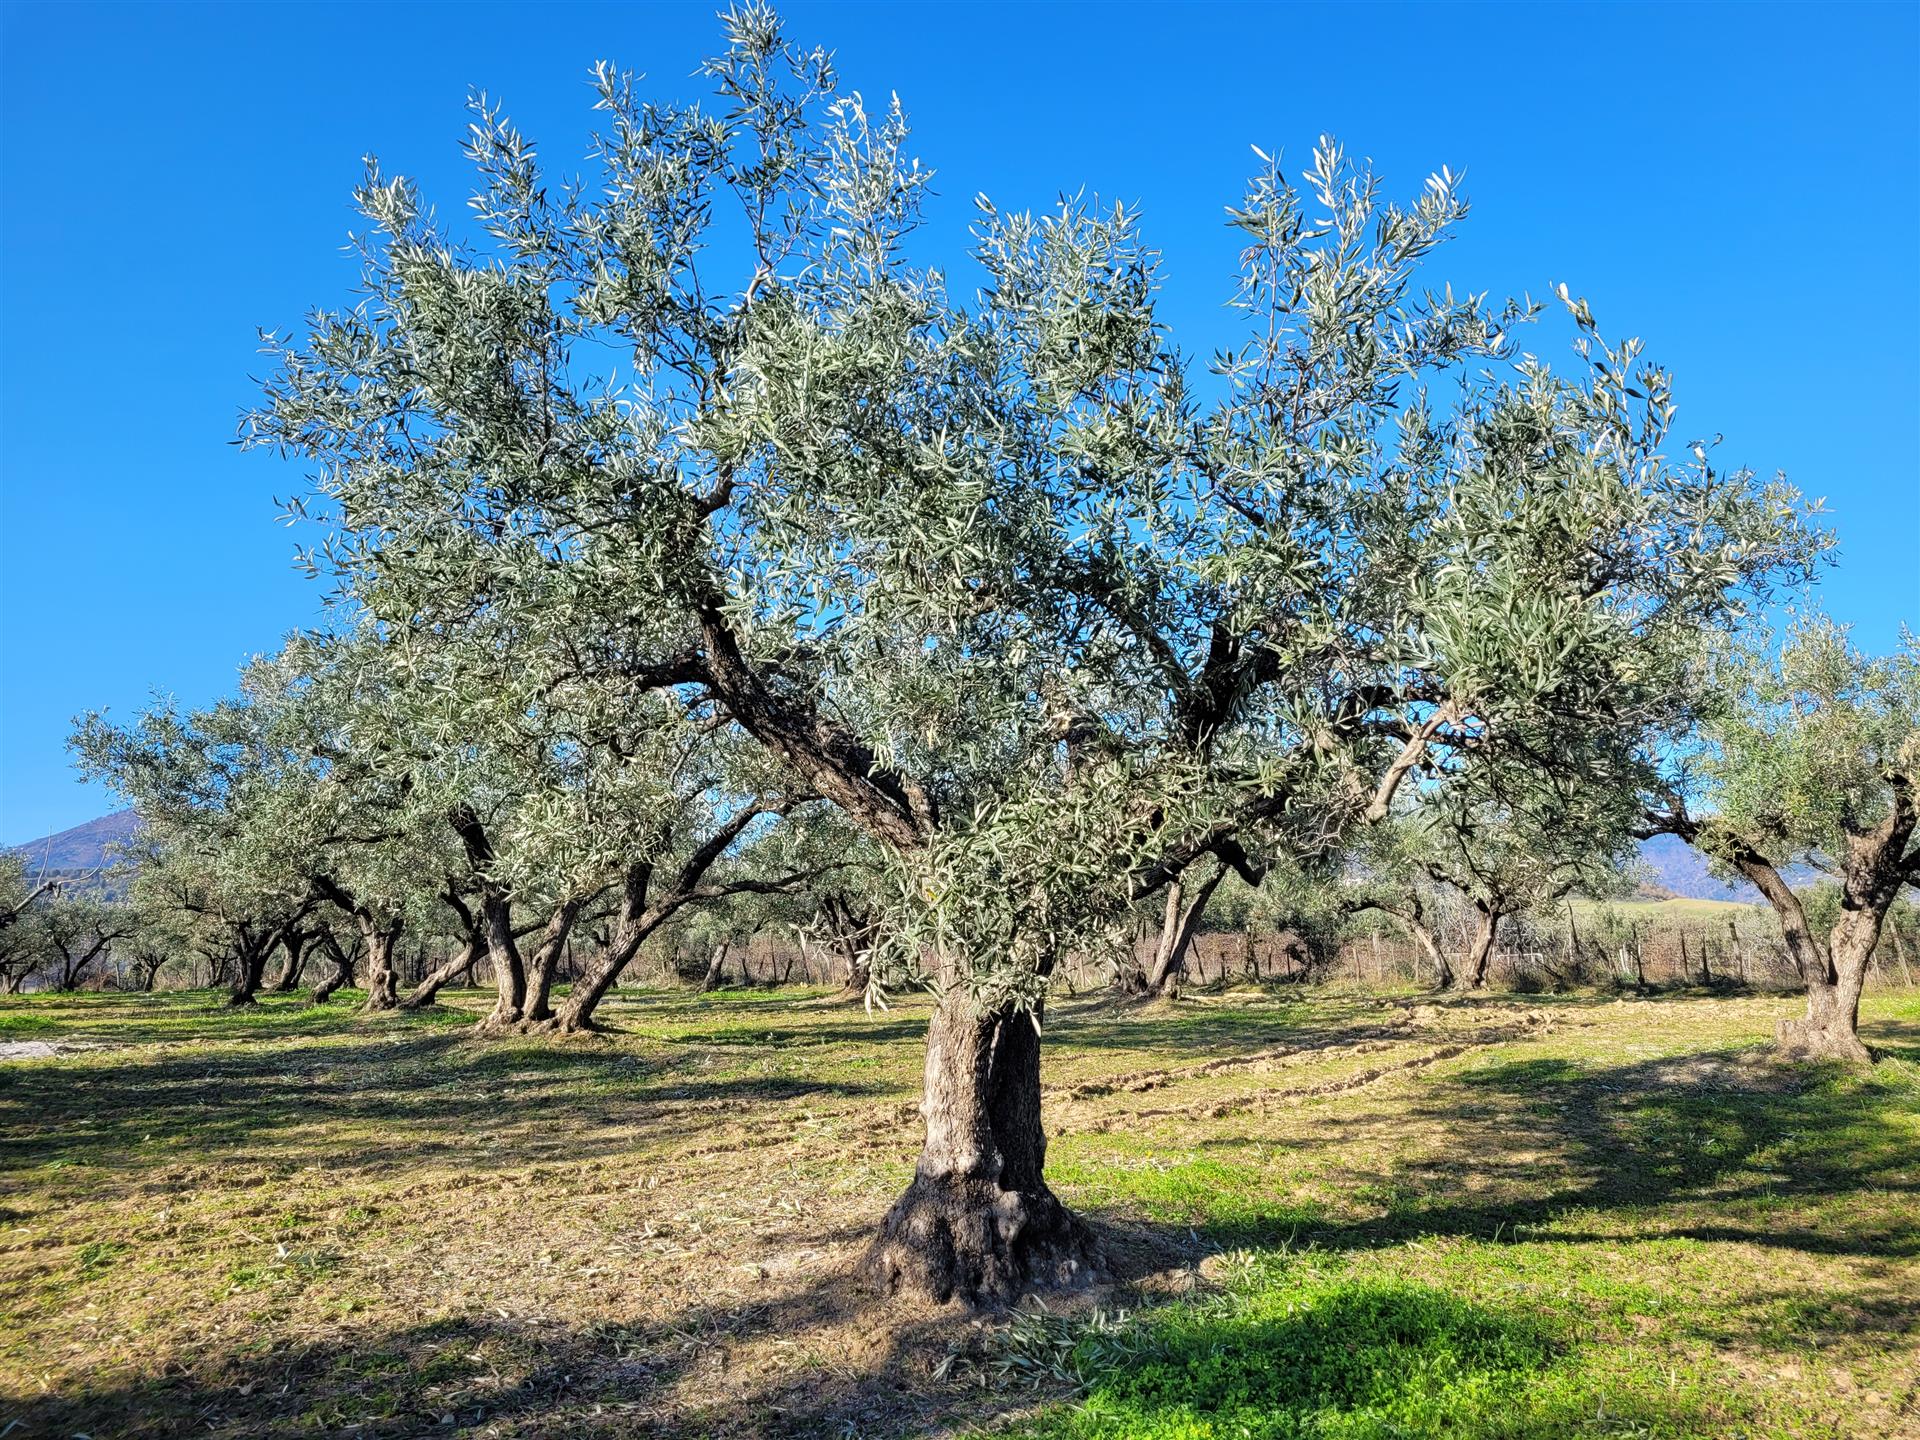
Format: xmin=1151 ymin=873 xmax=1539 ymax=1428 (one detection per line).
xmin=0 ymin=985 xmax=1915 ymax=1437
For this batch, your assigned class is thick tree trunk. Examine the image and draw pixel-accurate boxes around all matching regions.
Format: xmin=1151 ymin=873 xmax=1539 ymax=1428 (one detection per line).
xmin=1724 ymin=830 xmax=1904 ymax=1065
xmin=1134 ymin=878 xmax=1183 ymax=996
xmin=1776 ymin=913 xmax=1877 ymax=1063
xmin=1410 ymin=919 xmax=1453 ymax=990
xmin=228 ymin=944 xmax=272 ymax=1007
xmin=552 ymin=942 xmax=633 ymax=1031
xmin=309 ymin=934 xmax=356 ymax=1004
xmin=360 ymin=919 xmax=403 ymax=1013
xmin=861 ymin=986 xmax=1098 ymax=1308
xmin=447 ymin=807 xmax=525 ymax=1027
xmin=519 ymin=897 xmax=584 ymax=1024
xmin=549 ymin=866 xmax=657 ymax=1033
xmin=820 ymin=897 xmax=877 ymax=999
xmin=1452 ymin=907 xmax=1499 ymax=990
xmin=270 ymin=932 xmax=310 ymax=993
xmin=701 ymin=940 xmax=732 ymax=992
xmin=482 ymin=893 xmax=526 ymax=1026
xmin=400 ymin=942 xmax=479 ymax=1010
xmin=553 ymin=944 xmax=633 ymax=1031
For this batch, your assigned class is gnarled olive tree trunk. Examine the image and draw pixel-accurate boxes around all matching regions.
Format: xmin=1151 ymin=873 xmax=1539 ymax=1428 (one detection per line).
xmin=1658 ymin=778 xmax=1915 ymax=1064
xmin=1772 ymin=882 xmax=1890 ymax=1064
xmin=821 ymin=896 xmax=879 ymax=998
xmin=227 ymin=936 xmax=276 ymax=1007
xmin=700 ymin=940 xmax=732 ymax=992
xmin=360 ymin=917 xmax=403 ymax=1013
xmin=546 ymin=867 xmax=658 ymax=1032
xmin=1408 ymin=915 xmax=1453 ymax=990
xmin=860 ymin=985 xmax=1098 ymax=1308
xmin=400 ymin=941 xmax=479 ymax=1010
xmin=1720 ymin=836 xmax=1902 ymax=1064
xmin=270 ymin=930 xmax=311 ymax=992
xmin=480 ymin=893 xmax=527 ymax=1025
xmin=1452 ymin=905 xmax=1500 ymax=990
xmin=518 ymin=897 xmax=585 ymax=1025
xmin=1135 ymin=863 xmax=1227 ymax=1000
xmin=309 ymin=931 xmax=357 ymax=1003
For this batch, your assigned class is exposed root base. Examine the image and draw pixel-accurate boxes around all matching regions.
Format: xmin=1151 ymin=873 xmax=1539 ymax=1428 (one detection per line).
xmin=469 ymin=1013 xmax=600 ymax=1037
xmin=860 ymin=1173 xmax=1102 ymax=1309
xmin=1775 ymin=1016 xmax=1874 ymax=1064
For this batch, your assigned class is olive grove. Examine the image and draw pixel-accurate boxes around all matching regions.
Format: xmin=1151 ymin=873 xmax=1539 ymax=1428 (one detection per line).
xmin=214 ymin=3 xmax=1826 ymax=1307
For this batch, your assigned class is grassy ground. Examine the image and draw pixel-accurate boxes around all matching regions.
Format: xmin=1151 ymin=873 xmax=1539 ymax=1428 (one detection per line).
xmin=1 ymin=983 xmax=1916 ymax=1438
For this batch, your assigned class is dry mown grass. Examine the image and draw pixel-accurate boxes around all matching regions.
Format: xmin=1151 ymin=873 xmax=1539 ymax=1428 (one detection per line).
xmin=1 ymin=983 xmax=1916 ymax=1438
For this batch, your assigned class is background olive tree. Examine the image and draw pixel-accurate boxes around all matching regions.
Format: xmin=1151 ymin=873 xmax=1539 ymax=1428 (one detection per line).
xmin=1348 ymin=772 xmax=1637 ymax=990
xmin=1647 ymin=614 xmax=1919 ymax=1060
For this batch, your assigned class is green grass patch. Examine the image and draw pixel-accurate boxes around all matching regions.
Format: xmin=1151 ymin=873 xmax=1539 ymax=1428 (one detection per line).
xmin=1001 ymin=1259 xmax=1738 ymax=1439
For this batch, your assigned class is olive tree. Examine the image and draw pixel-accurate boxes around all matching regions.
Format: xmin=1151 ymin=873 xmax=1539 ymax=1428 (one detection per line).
xmin=73 ymin=684 xmax=328 ymax=1005
xmin=245 ymin=7 xmax=1819 ymax=1304
xmin=1647 ymin=615 xmax=1919 ymax=1060
xmin=0 ymin=856 xmax=59 ymax=993
xmin=1349 ymin=775 xmax=1636 ymax=990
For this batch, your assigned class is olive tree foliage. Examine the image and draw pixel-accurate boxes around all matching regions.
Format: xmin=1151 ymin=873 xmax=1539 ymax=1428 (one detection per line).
xmin=1347 ymin=770 xmax=1637 ymax=990
xmin=668 ymin=803 xmax=889 ymax=995
xmin=0 ymin=852 xmax=56 ymax=933
xmin=1647 ymin=615 xmax=1920 ymax=1060
xmin=0 ymin=855 xmax=56 ymax=992
xmin=242 ymin=6 xmax=1822 ymax=1305
xmin=73 ymin=675 xmax=329 ymax=1006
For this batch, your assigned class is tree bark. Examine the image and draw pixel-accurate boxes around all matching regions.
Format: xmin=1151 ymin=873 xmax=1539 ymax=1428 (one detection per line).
xmin=1409 ymin=915 xmax=1453 ymax=990
xmin=1140 ymin=864 xmax=1226 ymax=999
xmin=359 ymin=917 xmax=403 ymax=1013
xmin=478 ymin=891 xmax=526 ymax=1025
xmin=1774 ymin=894 xmax=1887 ymax=1064
xmin=309 ymin=932 xmax=356 ymax=1003
xmin=270 ymin=931 xmax=310 ymax=992
xmin=519 ymin=897 xmax=585 ymax=1024
xmin=701 ymin=940 xmax=732 ymax=992
xmin=860 ymin=986 xmax=1098 ymax=1307
xmin=824 ymin=897 xmax=875 ymax=998
xmin=1727 ymin=849 xmax=1874 ymax=1062
xmin=1660 ymin=783 xmax=1917 ymax=1063
xmin=1453 ymin=906 xmax=1500 ymax=990
xmin=448 ymin=806 xmax=526 ymax=1027
xmin=548 ymin=866 xmax=658 ymax=1032
xmin=227 ymin=941 xmax=273 ymax=1006
xmin=400 ymin=941 xmax=479 ymax=1010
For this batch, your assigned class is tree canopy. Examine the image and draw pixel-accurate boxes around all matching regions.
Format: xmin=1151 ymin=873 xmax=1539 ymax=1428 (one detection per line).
xmin=68 ymin=4 xmax=1830 ymax=1303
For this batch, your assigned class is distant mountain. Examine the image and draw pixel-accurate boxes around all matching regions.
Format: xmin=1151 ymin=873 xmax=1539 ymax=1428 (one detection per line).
xmin=0 ymin=812 xmax=1812 ymax=907
xmin=1635 ymin=833 xmax=1776 ymax=903
xmin=7 ymin=810 xmax=141 ymax=877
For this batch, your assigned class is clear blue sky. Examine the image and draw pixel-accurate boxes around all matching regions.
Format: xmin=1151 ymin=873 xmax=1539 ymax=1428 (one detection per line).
xmin=2 ymin=0 xmax=1916 ymax=843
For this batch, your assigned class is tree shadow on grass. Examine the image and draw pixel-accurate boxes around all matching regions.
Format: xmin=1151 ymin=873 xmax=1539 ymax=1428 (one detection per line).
xmin=0 ymin=1026 xmax=890 ymax=1183
xmin=8 ymin=1004 xmax=1914 ymax=1438
xmin=3 ymin=1255 xmax=1731 ymax=1440
xmin=1865 ymin=1018 xmax=1920 ymax=1063
xmin=3 ymin=1251 xmax=1028 ymax=1440
xmin=1148 ymin=1045 xmax=1920 ymax=1265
